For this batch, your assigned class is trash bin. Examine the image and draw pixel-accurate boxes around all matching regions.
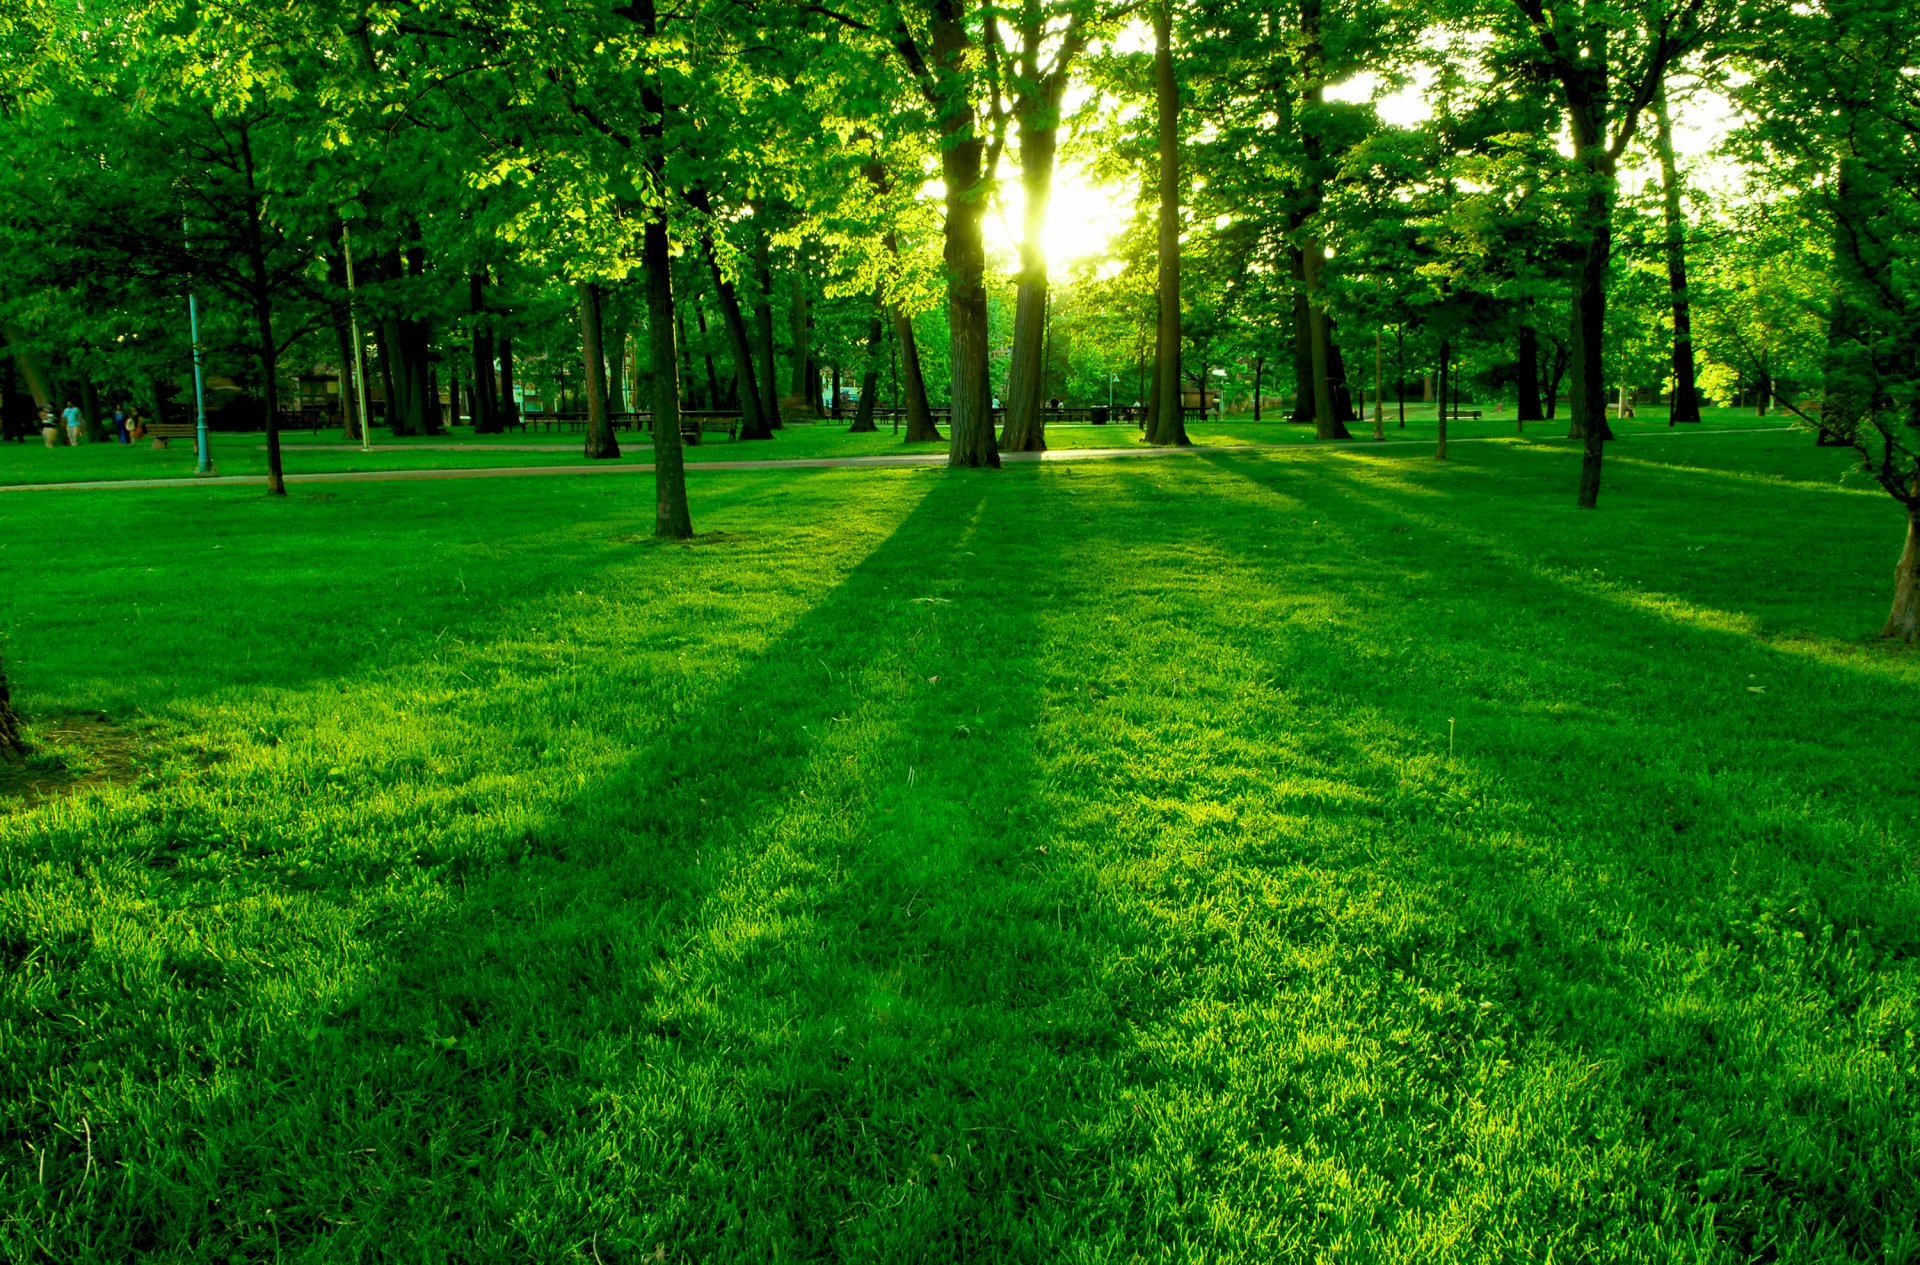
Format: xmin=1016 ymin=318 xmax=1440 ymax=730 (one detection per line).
xmin=1089 ymin=406 xmax=1109 ymax=425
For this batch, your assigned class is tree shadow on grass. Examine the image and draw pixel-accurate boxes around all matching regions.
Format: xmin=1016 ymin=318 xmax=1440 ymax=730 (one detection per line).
xmin=1143 ymin=451 xmax=1920 ymax=1258
xmin=0 ymin=476 xmax=776 ymax=723
xmin=16 ymin=469 xmax=1152 ymax=1261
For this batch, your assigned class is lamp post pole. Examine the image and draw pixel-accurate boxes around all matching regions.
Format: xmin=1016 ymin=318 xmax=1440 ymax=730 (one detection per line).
xmin=189 ymin=293 xmax=212 ymax=474
xmin=343 ymin=224 xmax=373 ymax=454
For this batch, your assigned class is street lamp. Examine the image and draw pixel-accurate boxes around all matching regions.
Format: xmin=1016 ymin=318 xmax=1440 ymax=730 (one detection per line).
xmin=342 ymin=223 xmax=373 ymax=454
xmin=184 ymin=217 xmax=213 ymax=474
xmin=1211 ymin=366 xmax=1227 ymax=421
xmin=1108 ymin=372 xmax=1117 ymax=413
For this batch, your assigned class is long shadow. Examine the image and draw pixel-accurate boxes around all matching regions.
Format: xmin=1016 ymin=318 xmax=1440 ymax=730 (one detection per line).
xmin=0 ymin=475 xmax=788 ymax=721
xmin=22 ymin=467 xmax=1142 ymax=1259
xmin=1154 ymin=450 xmax=1920 ymax=1256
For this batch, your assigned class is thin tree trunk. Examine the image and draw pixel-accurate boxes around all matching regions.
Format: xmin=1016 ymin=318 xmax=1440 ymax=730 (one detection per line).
xmin=5 ymin=329 xmax=51 ymax=410
xmin=1653 ymin=84 xmax=1702 ymax=425
xmin=896 ymin=312 xmax=940 ymax=442
xmin=693 ymin=302 xmax=723 ymax=410
xmin=1517 ymin=323 xmax=1544 ymax=422
xmin=851 ymin=309 xmax=883 ymax=432
xmin=1887 ymin=489 xmax=1920 ymax=641
xmin=1001 ymin=79 xmax=1067 ymax=453
xmin=789 ymin=265 xmax=809 ymax=403
xmin=498 ymin=336 xmax=518 ymax=428
xmin=606 ymin=332 xmax=626 ymax=417
xmin=635 ymin=0 xmax=689 ymax=536
xmin=579 ymin=281 xmax=620 ymax=460
xmin=1252 ymin=352 xmax=1263 ymax=422
xmin=1562 ymin=77 xmax=1614 ymax=507
xmin=237 ymin=124 xmax=285 ymax=495
xmin=751 ymin=232 xmax=783 ymax=428
xmin=1436 ymin=339 xmax=1450 ymax=460
xmin=1396 ymin=325 xmax=1406 ymax=427
xmin=469 ymin=276 xmax=499 ymax=434
xmin=1147 ymin=1 xmax=1188 ymax=448
xmin=334 ymin=318 xmax=362 ymax=440
xmin=686 ymin=188 xmax=768 ymax=439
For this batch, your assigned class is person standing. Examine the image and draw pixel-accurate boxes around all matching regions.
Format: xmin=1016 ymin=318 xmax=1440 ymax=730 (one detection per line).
xmin=39 ymin=405 xmax=58 ymax=447
xmin=61 ymin=399 xmax=82 ymax=446
xmin=111 ymin=405 xmax=129 ymax=443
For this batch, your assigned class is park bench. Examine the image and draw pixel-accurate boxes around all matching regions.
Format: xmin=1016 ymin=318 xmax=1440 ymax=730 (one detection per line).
xmin=145 ymin=421 xmax=198 ymax=448
xmin=1442 ymin=408 xmax=1483 ymax=420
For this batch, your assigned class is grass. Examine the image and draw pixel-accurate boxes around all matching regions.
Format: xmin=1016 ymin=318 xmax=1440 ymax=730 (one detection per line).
xmin=2 ymin=431 xmax=1916 ymax=1261
xmin=0 ymin=404 xmax=1800 ymax=488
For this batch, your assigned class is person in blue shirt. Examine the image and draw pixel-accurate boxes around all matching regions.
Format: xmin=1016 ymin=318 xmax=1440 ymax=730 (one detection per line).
xmin=61 ymin=400 xmax=81 ymax=445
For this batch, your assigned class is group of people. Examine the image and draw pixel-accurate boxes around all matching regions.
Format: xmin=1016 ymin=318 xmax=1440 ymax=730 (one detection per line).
xmin=27 ymin=401 xmax=151 ymax=447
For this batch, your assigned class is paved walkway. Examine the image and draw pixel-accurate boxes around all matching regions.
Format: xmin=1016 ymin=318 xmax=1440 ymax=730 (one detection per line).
xmin=0 ymin=426 xmax=1800 ymax=494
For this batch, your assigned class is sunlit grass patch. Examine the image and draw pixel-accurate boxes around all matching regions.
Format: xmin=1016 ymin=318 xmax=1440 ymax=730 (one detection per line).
xmin=1 ymin=434 xmax=1916 ymax=1260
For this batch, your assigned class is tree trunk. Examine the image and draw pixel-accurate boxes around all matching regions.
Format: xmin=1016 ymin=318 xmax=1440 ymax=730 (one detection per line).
xmin=752 ymin=232 xmax=784 ymax=428
xmin=1436 ymin=339 xmax=1450 ymax=460
xmin=579 ymin=281 xmax=620 ymax=460
xmin=1146 ymin=1 xmax=1189 ymax=448
xmin=789 ymin=265 xmax=809 ymax=402
xmin=469 ymin=275 xmax=500 ymax=434
xmin=675 ymin=307 xmax=699 ymax=408
xmin=77 ymin=376 xmax=107 ymax=443
xmin=635 ymin=0 xmax=690 ymax=536
xmin=1653 ymin=85 xmax=1702 ymax=425
xmin=5 ymin=329 xmax=51 ymax=410
xmin=491 ymin=336 xmax=514 ymax=428
xmin=851 ymin=310 xmax=883 ymax=432
xmin=896 ymin=311 xmax=941 ymax=442
xmin=931 ymin=8 xmax=998 ymax=467
xmin=0 ymin=653 xmax=24 ymax=758
xmin=1561 ymin=80 xmax=1615 ymax=507
xmin=237 ymin=125 xmax=285 ymax=495
xmin=706 ymin=259 xmax=768 ymax=438
xmin=1290 ymin=261 xmax=1314 ymax=423
xmin=606 ymin=332 xmax=626 ymax=417
xmin=1001 ymin=86 xmax=1065 ymax=453
xmin=1303 ymin=244 xmax=1348 ymax=440
xmin=693 ymin=302 xmax=724 ymax=411
xmin=1252 ymin=352 xmax=1263 ymax=422
xmin=1516 ymin=323 xmax=1544 ymax=422
xmin=1326 ymin=325 xmax=1358 ymax=426
xmin=334 ymin=318 xmax=363 ymax=441
xmin=1887 ymin=492 xmax=1920 ymax=641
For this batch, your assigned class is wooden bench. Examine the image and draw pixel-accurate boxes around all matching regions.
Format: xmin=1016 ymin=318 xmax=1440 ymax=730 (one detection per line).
xmin=1442 ymin=409 xmax=1483 ymax=420
xmin=144 ymin=422 xmax=198 ymax=448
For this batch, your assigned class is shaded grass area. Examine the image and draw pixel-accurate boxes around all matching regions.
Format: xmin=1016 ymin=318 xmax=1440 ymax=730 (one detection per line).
xmin=1 ymin=435 xmax=1916 ymax=1260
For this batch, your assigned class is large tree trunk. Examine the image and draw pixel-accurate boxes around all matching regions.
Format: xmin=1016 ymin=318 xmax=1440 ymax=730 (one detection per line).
xmin=1887 ymin=492 xmax=1920 ymax=641
xmin=1146 ymin=1 xmax=1188 ymax=448
xmin=931 ymin=8 xmax=998 ymax=467
xmin=0 ymin=653 xmax=23 ymax=758
xmin=1653 ymin=85 xmax=1702 ymax=425
xmin=77 ymin=376 xmax=107 ymax=443
xmin=851 ymin=310 xmax=883 ymax=432
xmin=896 ymin=311 xmax=941 ymax=442
xmin=692 ymin=301 xmax=724 ymax=411
xmin=1001 ymin=86 xmax=1066 ymax=453
xmin=637 ymin=0 xmax=690 ymax=536
xmin=579 ymin=281 xmax=620 ymax=460
xmin=751 ymin=232 xmax=784 ymax=428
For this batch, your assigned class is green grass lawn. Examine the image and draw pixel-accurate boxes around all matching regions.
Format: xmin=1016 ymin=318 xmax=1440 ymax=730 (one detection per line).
xmin=2 ymin=432 xmax=1916 ymax=1261
xmin=0 ymin=404 xmax=1798 ymax=487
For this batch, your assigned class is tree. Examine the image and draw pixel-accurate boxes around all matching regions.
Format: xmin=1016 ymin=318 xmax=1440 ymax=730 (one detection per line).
xmin=1145 ymin=0 xmax=1189 ymax=447
xmin=1499 ymin=0 xmax=1715 ymax=506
